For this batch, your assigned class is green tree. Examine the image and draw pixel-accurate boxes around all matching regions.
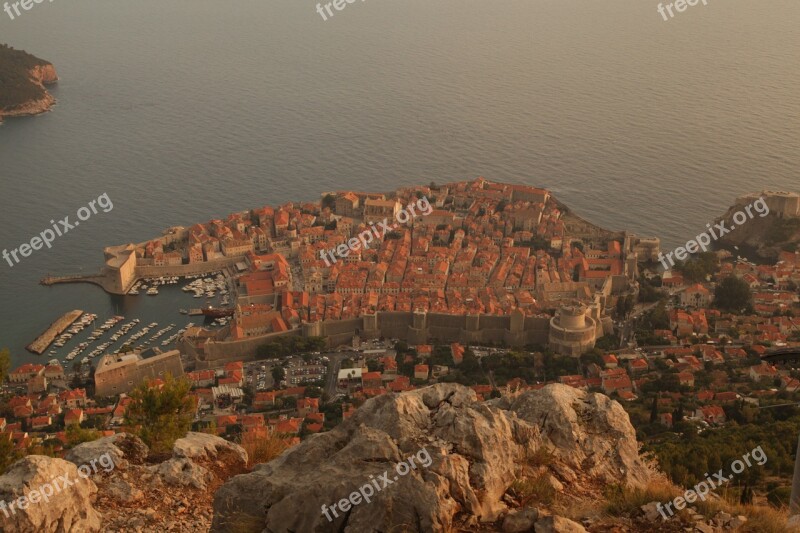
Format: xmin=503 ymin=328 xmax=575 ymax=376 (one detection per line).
xmin=65 ymin=424 xmax=100 ymax=447
xmin=0 ymin=434 xmax=20 ymax=474
xmin=0 ymin=348 xmax=10 ymax=383
xmin=673 ymin=401 xmax=684 ymax=423
xmin=271 ymin=366 xmax=286 ymax=384
xmin=650 ymin=396 xmax=658 ymax=424
xmin=124 ymin=374 xmax=197 ymax=455
xmin=714 ymin=276 xmax=754 ymax=313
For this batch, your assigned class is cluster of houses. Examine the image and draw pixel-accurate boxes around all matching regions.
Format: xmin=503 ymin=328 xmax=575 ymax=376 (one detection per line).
xmin=0 ymin=376 xmax=125 ymax=453
xmin=185 ymin=361 xmax=324 ymax=445
xmin=168 ymin=178 xmax=648 ymax=342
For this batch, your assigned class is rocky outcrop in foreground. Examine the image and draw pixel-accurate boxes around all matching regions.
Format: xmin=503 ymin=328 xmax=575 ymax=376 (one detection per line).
xmin=212 ymin=383 xmax=651 ymax=532
xmin=0 ymin=432 xmax=248 ymax=533
xmin=0 ymin=455 xmax=101 ymax=532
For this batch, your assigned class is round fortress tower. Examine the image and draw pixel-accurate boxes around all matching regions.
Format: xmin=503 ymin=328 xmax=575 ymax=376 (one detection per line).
xmin=548 ymin=302 xmax=597 ymax=356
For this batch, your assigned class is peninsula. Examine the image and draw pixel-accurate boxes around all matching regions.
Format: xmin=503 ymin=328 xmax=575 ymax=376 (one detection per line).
xmin=46 ymin=178 xmax=662 ymax=366
xmin=0 ymin=44 xmax=58 ymax=122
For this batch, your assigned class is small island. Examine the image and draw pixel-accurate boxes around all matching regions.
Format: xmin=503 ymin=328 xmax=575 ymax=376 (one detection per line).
xmin=0 ymin=43 xmax=58 ymax=122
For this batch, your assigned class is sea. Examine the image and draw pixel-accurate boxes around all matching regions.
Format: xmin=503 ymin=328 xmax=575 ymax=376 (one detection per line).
xmin=1 ymin=0 xmax=799 ymax=366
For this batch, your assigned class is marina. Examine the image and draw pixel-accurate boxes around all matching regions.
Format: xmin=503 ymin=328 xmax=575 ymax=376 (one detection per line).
xmin=26 ymin=272 xmax=236 ymax=366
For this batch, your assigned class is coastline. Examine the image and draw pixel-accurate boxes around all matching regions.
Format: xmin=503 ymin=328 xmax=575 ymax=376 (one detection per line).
xmin=47 ymin=188 xmax=623 ymax=296
xmin=0 ymin=63 xmax=58 ymax=123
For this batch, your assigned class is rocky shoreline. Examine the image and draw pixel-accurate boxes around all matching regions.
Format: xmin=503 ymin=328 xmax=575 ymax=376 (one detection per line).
xmin=0 ymin=62 xmax=58 ymax=122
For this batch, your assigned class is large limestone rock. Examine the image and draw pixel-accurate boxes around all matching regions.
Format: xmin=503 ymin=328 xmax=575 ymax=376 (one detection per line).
xmin=149 ymin=458 xmax=213 ymax=489
xmin=64 ymin=433 xmax=148 ymax=471
xmin=173 ymin=431 xmax=248 ymax=468
xmin=0 ymin=456 xmax=102 ymax=533
xmin=500 ymin=384 xmax=651 ymax=489
xmin=148 ymin=432 xmax=248 ymax=489
xmin=212 ymin=383 xmax=648 ymax=533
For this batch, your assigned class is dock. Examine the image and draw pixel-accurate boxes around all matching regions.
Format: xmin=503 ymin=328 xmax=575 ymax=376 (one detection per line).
xmin=26 ymin=309 xmax=83 ymax=354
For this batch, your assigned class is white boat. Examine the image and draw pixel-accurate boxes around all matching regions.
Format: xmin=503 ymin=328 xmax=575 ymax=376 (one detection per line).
xmin=146 ymin=287 xmax=159 ymax=295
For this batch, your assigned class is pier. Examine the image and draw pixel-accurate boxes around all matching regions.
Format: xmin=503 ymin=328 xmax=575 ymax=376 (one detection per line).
xmin=40 ymin=272 xmax=114 ymax=291
xmin=27 ymin=309 xmax=83 ymax=354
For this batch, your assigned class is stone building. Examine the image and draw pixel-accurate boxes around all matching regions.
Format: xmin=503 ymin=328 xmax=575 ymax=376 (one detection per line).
xmin=94 ymin=349 xmax=185 ymax=397
xmin=736 ymin=191 xmax=800 ymax=218
xmin=363 ymin=198 xmax=400 ymax=225
xmin=104 ymin=244 xmax=137 ymax=294
xmin=548 ymin=302 xmax=598 ymax=356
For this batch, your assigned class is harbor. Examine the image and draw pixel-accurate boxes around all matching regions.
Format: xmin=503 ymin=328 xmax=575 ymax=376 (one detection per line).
xmin=26 ymin=309 xmax=84 ymax=354
xmin=21 ymin=271 xmax=237 ymax=367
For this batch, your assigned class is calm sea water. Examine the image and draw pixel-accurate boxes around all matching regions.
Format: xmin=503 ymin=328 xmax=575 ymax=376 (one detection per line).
xmin=1 ymin=0 xmax=799 ymax=366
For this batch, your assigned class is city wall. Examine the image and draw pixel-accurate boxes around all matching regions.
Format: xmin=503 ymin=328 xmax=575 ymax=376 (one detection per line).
xmin=134 ymin=257 xmax=239 ymax=280
xmin=193 ymin=310 xmax=552 ymax=367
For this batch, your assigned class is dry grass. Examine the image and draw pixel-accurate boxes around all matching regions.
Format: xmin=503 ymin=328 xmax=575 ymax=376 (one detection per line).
xmin=603 ymin=478 xmax=797 ymax=533
xmin=240 ymin=433 xmax=289 ymax=468
xmin=511 ymin=472 xmax=558 ymax=506
xmin=604 ymin=478 xmax=679 ymax=516
xmin=523 ymin=445 xmax=556 ymax=468
xmin=692 ymin=498 xmax=797 ymax=533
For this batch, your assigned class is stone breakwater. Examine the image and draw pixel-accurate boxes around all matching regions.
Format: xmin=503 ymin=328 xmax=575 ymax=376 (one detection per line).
xmin=26 ymin=309 xmax=83 ymax=354
xmin=0 ymin=63 xmax=59 ymax=121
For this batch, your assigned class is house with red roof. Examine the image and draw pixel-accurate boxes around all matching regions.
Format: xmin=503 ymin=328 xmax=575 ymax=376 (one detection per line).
xmin=617 ymin=391 xmax=637 ymax=401
xmin=559 ymin=375 xmax=588 ymax=390
xmin=696 ymin=390 xmax=714 ymax=402
xmin=628 ymin=358 xmax=649 ymax=375
xmin=9 ymin=364 xmax=45 ymax=383
xmin=58 ymin=389 xmax=88 ymax=409
xmin=187 ymin=369 xmax=216 ymax=388
xmin=681 ymin=284 xmax=713 ymax=308
xmin=13 ymin=404 xmax=34 ymax=419
xmin=296 ymin=398 xmax=319 ymax=418
xmin=714 ymin=391 xmax=740 ymax=404
xmin=602 ymin=375 xmax=632 ymax=395
xmin=602 ymin=354 xmax=618 ymax=368
xmin=64 ymin=408 xmax=84 ymax=426
xmin=749 ymin=363 xmax=778 ymax=382
xmin=253 ymin=391 xmax=277 ymax=410
xmin=30 ymin=416 xmax=52 ymax=430
xmin=388 ymin=375 xmax=412 ymax=393
xmin=677 ymin=371 xmax=695 ymax=387
xmin=272 ymin=417 xmax=303 ymax=435
xmin=219 ymin=370 xmax=243 ymax=387
xmin=361 ymin=372 xmax=382 ymax=390
xmin=695 ymin=405 xmax=726 ymax=425
xmin=305 ymin=412 xmax=325 ymax=424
